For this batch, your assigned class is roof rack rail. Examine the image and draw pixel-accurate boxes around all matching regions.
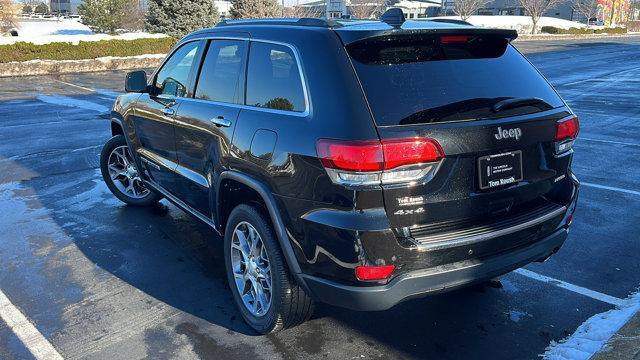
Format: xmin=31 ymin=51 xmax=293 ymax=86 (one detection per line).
xmin=216 ymin=18 xmax=344 ymax=28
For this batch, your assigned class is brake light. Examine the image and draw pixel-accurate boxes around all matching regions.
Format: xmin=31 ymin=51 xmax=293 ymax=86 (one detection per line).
xmin=317 ymin=140 xmax=383 ymax=172
xmin=440 ymin=35 xmax=470 ymax=43
xmin=355 ymin=265 xmax=395 ymax=281
xmin=316 ymin=138 xmax=444 ymax=186
xmin=382 ymin=138 xmax=443 ymax=169
xmin=555 ymin=117 xmax=579 ymax=141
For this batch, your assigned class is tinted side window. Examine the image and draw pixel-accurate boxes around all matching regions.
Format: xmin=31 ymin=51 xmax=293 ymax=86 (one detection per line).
xmin=155 ymin=41 xmax=199 ymax=98
xmin=195 ymin=40 xmax=246 ymax=103
xmin=246 ymin=42 xmax=305 ymax=112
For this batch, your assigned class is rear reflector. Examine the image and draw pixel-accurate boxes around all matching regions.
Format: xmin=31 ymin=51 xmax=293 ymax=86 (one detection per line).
xmin=555 ymin=116 xmax=580 ymax=141
xmin=355 ymin=265 xmax=395 ymax=281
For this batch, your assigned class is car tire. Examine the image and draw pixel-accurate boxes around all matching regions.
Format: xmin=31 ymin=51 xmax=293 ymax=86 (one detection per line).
xmin=100 ymin=135 xmax=161 ymax=206
xmin=224 ymin=204 xmax=315 ymax=334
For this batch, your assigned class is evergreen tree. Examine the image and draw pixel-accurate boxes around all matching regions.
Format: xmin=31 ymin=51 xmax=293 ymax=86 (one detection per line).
xmin=77 ymin=0 xmax=130 ymax=34
xmin=22 ymin=5 xmax=33 ymax=14
xmin=146 ymin=0 xmax=220 ymax=39
xmin=34 ymin=2 xmax=47 ymax=14
xmin=230 ymin=0 xmax=281 ymax=19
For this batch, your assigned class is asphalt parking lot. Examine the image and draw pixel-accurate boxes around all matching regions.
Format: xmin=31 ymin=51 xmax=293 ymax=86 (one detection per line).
xmin=1 ymin=36 xmax=639 ymax=359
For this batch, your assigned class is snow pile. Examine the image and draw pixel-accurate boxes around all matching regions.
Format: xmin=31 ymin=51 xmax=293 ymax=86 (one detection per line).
xmin=1 ymin=19 xmax=167 ymax=45
xmin=429 ymin=15 xmax=587 ymax=33
xmin=543 ymin=290 xmax=640 ymax=360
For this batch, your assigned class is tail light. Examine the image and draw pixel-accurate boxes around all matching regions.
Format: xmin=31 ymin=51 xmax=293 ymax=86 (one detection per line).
xmin=355 ymin=265 xmax=395 ymax=281
xmin=317 ymin=138 xmax=444 ymax=187
xmin=555 ymin=116 xmax=579 ymax=154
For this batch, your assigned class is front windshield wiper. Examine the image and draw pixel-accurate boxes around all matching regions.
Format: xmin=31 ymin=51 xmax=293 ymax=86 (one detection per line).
xmin=492 ymin=97 xmax=552 ymax=113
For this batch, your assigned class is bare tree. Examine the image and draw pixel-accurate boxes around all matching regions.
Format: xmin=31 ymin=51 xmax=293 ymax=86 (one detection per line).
xmin=0 ymin=0 xmax=18 ymax=33
xmin=520 ymin=0 xmax=565 ymax=34
xmin=348 ymin=0 xmax=385 ymax=19
xmin=453 ymin=0 xmax=489 ymax=21
xmin=572 ymin=0 xmax=597 ymax=23
xmin=284 ymin=0 xmax=325 ymax=18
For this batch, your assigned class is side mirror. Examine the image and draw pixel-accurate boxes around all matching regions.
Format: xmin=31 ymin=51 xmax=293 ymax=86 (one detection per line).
xmin=125 ymin=70 xmax=148 ymax=93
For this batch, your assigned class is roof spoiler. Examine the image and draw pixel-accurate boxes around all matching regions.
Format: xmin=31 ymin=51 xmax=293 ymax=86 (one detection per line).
xmin=339 ymin=27 xmax=518 ymax=45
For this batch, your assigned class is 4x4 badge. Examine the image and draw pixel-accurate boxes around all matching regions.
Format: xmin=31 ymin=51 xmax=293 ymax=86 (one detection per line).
xmin=495 ymin=126 xmax=522 ymax=140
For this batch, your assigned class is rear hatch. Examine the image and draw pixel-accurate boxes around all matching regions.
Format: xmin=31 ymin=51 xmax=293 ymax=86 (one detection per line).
xmin=341 ymin=27 xmax=577 ymax=244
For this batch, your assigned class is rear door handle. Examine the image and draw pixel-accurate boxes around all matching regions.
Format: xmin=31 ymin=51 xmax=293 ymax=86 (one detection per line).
xmin=162 ymin=107 xmax=176 ymax=116
xmin=211 ymin=116 xmax=231 ymax=127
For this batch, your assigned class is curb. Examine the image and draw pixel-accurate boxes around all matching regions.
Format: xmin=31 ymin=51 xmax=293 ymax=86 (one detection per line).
xmin=592 ymin=311 xmax=640 ymax=360
xmin=0 ymin=54 xmax=166 ymax=77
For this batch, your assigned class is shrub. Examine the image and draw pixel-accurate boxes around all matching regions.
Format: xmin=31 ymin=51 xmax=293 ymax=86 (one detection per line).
xmin=626 ymin=21 xmax=640 ymax=32
xmin=0 ymin=37 xmax=177 ymax=63
xmin=540 ymin=26 xmax=627 ymax=35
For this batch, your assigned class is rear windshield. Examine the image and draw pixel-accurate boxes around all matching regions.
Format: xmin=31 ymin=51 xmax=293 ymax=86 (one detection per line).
xmin=346 ymin=35 xmax=564 ymax=126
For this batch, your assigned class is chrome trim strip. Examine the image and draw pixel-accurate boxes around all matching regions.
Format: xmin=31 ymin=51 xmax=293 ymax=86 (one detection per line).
xmin=138 ymin=148 xmax=177 ymax=171
xmin=415 ymin=205 xmax=567 ymax=251
xmin=175 ymin=164 xmax=210 ymax=189
xmin=138 ymin=148 xmax=210 ymax=188
xmin=144 ymin=179 xmax=218 ymax=232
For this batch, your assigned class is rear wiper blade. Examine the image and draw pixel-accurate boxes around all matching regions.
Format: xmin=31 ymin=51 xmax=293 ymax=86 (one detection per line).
xmin=492 ymin=97 xmax=552 ymax=113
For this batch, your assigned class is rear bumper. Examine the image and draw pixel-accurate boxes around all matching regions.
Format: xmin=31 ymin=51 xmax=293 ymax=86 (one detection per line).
xmin=302 ymin=227 xmax=568 ymax=311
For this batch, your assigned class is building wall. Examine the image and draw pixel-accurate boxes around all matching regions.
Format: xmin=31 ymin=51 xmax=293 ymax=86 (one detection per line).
xmin=442 ymin=0 xmax=578 ymax=21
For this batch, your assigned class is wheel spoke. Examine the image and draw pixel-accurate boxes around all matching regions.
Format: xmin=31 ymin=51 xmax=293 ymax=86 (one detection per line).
xmin=255 ymin=283 xmax=268 ymax=313
xmin=248 ymin=227 xmax=259 ymax=255
xmin=233 ymin=230 xmax=251 ymax=259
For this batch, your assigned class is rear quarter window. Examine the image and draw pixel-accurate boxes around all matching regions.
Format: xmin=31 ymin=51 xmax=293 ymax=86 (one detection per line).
xmin=246 ymin=42 xmax=306 ymax=112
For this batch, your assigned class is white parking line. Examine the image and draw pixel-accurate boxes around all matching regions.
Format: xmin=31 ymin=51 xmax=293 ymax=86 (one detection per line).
xmin=52 ymin=79 xmax=95 ymax=93
xmin=581 ymin=182 xmax=640 ymax=197
xmin=0 ymin=289 xmax=64 ymax=360
xmin=580 ymin=137 xmax=640 ymax=147
xmin=514 ymin=268 xmax=626 ymax=307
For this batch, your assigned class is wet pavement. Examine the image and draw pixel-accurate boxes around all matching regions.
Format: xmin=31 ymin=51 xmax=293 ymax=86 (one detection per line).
xmin=0 ymin=37 xmax=639 ymax=359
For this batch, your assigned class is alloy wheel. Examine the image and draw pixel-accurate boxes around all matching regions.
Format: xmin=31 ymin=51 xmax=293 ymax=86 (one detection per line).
xmin=106 ymin=145 xmax=150 ymax=199
xmin=230 ymin=221 xmax=273 ymax=317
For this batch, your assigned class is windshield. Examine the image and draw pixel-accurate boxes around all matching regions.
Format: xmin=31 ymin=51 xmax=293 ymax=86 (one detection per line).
xmin=346 ymin=35 xmax=565 ymax=126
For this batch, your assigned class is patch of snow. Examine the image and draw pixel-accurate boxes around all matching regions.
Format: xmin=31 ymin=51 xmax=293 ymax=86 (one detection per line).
xmin=508 ymin=310 xmax=529 ymax=322
xmin=543 ymin=290 xmax=640 ymax=360
xmin=428 ymin=15 xmax=588 ymax=33
xmin=37 ymin=95 xmax=110 ymax=113
xmin=2 ymin=19 xmax=167 ymax=45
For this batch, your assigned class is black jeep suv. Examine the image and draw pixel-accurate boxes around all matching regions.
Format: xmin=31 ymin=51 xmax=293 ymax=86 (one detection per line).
xmin=100 ymin=11 xmax=579 ymax=333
